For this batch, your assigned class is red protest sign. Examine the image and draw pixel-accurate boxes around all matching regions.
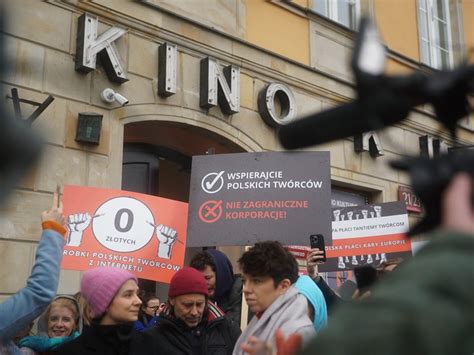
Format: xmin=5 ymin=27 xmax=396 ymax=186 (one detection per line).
xmin=286 ymin=245 xmax=310 ymax=276
xmin=319 ymin=201 xmax=412 ymax=272
xmin=61 ymin=185 xmax=188 ymax=283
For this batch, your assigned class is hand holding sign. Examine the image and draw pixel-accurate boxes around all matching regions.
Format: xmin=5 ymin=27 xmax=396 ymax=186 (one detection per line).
xmin=67 ymin=213 xmax=92 ymax=247
xmin=156 ymin=224 xmax=178 ymax=259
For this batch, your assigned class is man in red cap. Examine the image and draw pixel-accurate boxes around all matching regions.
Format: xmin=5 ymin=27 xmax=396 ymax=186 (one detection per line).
xmin=133 ymin=267 xmax=241 ymax=354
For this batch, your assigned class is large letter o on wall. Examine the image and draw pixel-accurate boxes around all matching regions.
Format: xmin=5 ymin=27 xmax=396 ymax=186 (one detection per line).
xmin=258 ymin=83 xmax=297 ymax=128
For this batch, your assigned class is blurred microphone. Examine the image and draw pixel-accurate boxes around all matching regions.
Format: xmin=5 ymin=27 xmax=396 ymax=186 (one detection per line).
xmin=278 ymin=90 xmax=412 ymax=150
xmin=278 ymin=15 xmax=474 ymax=150
xmin=277 ymin=15 xmax=474 ymax=237
xmin=0 ymin=10 xmax=42 ymax=204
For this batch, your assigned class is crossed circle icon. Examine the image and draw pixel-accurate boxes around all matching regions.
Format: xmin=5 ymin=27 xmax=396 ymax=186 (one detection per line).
xmin=198 ymin=200 xmax=223 ymax=224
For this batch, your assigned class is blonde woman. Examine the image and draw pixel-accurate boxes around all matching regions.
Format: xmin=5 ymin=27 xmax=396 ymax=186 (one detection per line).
xmin=19 ymin=295 xmax=81 ymax=354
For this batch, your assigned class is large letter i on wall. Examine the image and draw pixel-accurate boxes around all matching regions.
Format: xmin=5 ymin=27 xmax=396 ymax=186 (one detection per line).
xmin=158 ymin=42 xmax=178 ymax=97
xmin=200 ymin=57 xmax=240 ymax=115
xmin=75 ymin=13 xmax=128 ymax=83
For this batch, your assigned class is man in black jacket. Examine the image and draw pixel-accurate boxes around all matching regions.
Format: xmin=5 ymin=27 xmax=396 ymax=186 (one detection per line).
xmin=136 ymin=267 xmax=241 ymax=355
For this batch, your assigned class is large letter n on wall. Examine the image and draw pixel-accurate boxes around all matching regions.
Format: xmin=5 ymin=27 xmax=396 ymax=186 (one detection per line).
xmin=75 ymin=13 xmax=128 ymax=83
xmin=354 ymin=131 xmax=384 ymax=158
xmin=200 ymin=57 xmax=240 ymax=115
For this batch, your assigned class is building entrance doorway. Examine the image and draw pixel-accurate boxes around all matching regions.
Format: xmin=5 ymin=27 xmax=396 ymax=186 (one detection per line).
xmin=122 ymin=120 xmax=245 ymax=300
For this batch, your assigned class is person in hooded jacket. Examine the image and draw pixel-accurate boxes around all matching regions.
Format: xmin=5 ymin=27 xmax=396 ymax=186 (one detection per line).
xmin=73 ymin=292 xmax=93 ymax=332
xmin=190 ymin=249 xmax=243 ymax=325
xmin=19 ymin=295 xmax=82 ymax=354
xmin=53 ymin=267 xmax=145 ymax=355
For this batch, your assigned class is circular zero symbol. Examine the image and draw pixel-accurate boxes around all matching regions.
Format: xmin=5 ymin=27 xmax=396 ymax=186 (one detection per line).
xmin=92 ymin=197 xmax=155 ymax=252
xmin=114 ymin=208 xmax=134 ymax=232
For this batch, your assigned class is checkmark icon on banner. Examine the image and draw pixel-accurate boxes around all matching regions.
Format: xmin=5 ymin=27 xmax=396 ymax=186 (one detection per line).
xmin=205 ymin=171 xmax=224 ymax=190
xmin=201 ymin=170 xmax=225 ymax=194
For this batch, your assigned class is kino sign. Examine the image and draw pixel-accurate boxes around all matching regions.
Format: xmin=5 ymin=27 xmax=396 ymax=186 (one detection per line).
xmin=75 ymin=13 xmax=296 ymax=128
xmin=74 ymin=13 xmax=449 ymax=159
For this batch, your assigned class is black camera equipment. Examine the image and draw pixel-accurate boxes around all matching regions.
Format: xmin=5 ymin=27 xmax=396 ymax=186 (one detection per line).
xmin=278 ymin=17 xmax=474 ymax=236
xmin=390 ymin=149 xmax=474 ymax=236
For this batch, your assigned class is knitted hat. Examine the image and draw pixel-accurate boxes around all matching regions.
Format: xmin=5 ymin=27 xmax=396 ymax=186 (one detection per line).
xmin=80 ymin=267 xmax=138 ymax=318
xmin=168 ymin=267 xmax=209 ymax=298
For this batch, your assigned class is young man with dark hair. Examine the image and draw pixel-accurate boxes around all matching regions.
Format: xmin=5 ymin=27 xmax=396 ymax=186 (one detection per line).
xmin=190 ymin=249 xmax=243 ymax=325
xmin=232 ymin=241 xmax=314 ymax=355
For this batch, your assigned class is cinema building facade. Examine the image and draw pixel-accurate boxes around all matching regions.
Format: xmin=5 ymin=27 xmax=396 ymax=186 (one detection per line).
xmin=1 ymin=0 xmax=473 ymax=300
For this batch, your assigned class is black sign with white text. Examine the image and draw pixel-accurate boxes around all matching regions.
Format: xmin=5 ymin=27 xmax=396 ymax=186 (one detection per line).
xmin=187 ymin=152 xmax=331 ymax=246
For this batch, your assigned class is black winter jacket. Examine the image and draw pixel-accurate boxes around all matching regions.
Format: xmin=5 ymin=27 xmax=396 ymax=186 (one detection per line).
xmin=134 ymin=302 xmax=241 ymax=355
xmin=54 ymin=323 xmax=144 ymax=355
xmin=217 ymin=275 xmax=243 ymax=325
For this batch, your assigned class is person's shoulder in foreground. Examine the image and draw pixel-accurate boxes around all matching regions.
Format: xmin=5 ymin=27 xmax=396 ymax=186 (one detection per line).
xmin=300 ymin=173 xmax=474 ymax=355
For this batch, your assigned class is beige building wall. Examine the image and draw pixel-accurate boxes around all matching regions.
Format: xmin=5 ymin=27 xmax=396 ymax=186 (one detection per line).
xmin=140 ymin=0 xmax=246 ymax=38
xmin=462 ymin=0 xmax=474 ymax=127
xmin=0 ymin=0 xmax=473 ymax=298
xmin=245 ymin=1 xmax=310 ymax=65
xmin=463 ymin=0 xmax=474 ymax=60
xmin=374 ymin=0 xmax=420 ymax=61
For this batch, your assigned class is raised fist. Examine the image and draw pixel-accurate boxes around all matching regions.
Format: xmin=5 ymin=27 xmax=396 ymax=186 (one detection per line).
xmin=67 ymin=213 xmax=92 ymax=247
xmin=68 ymin=213 xmax=92 ymax=232
xmin=155 ymin=224 xmax=177 ymax=259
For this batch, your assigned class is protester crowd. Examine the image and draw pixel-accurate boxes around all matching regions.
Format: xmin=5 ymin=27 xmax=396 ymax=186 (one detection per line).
xmin=0 ymin=173 xmax=473 ymax=355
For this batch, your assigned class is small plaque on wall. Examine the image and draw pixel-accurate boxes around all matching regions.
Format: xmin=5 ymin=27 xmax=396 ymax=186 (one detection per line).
xmin=75 ymin=112 xmax=103 ymax=145
xmin=398 ymin=186 xmax=423 ymax=213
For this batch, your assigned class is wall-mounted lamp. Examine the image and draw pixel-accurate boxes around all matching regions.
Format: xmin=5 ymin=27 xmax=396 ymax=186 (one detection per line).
xmin=75 ymin=112 xmax=103 ymax=145
xmin=100 ymin=88 xmax=129 ymax=106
